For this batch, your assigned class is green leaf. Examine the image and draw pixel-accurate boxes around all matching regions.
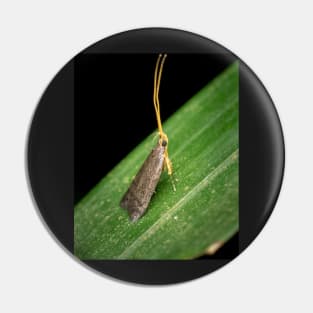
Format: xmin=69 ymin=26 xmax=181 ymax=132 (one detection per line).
xmin=74 ymin=62 xmax=239 ymax=260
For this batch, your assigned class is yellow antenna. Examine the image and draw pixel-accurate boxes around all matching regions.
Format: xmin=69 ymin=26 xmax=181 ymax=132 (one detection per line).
xmin=153 ymin=54 xmax=173 ymax=179
xmin=153 ymin=54 xmax=164 ymax=136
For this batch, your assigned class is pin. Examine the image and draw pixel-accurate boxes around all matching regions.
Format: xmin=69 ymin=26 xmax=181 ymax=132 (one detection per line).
xmin=120 ymin=54 xmax=174 ymax=222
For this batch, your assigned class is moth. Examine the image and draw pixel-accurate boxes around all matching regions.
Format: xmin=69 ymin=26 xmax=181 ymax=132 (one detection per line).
xmin=120 ymin=54 xmax=174 ymax=221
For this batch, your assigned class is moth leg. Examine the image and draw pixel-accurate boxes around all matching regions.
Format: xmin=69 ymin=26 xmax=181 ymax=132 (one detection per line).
xmin=165 ymin=157 xmax=172 ymax=175
xmin=163 ymin=151 xmax=176 ymax=191
xmin=164 ymin=151 xmax=173 ymax=175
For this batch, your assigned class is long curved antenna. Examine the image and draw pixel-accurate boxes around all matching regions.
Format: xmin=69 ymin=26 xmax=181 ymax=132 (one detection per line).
xmin=152 ymin=54 xmax=174 ymax=183
xmin=153 ymin=54 xmax=167 ymax=138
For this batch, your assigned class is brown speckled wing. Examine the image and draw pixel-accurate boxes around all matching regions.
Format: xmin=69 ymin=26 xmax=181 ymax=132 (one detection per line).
xmin=120 ymin=143 xmax=165 ymax=221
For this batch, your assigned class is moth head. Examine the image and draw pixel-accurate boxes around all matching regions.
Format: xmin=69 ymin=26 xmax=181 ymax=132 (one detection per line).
xmin=159 ymin=133 xmax=168 ymax=147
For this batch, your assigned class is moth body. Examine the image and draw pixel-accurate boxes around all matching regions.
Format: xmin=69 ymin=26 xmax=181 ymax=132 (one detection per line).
xmin=120 ymin=54 xmax=173 ymax=221
xmin=120 ymin=143 xmax=165 ymax=221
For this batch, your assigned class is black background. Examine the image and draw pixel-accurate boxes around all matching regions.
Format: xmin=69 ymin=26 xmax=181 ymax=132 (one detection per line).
xmin=28 ymin=28 xmax=284 ymax=284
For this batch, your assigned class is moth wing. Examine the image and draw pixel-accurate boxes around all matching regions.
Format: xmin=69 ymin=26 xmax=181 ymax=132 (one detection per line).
xmin=120 ymin=144 xmax=165 ymax=221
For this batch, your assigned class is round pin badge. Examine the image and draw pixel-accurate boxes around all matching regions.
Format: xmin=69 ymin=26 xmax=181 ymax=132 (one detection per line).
xmin=27 ymin=28 xmax=284 ymax=285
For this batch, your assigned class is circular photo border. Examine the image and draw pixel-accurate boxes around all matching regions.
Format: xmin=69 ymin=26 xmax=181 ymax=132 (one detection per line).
xmin=27 ymin=28 xmax=284 ymax=284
